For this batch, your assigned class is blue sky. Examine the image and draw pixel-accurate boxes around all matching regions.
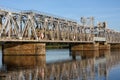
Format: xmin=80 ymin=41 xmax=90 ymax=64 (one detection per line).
xmin=0 ymin=0 xmax=120 ymax=31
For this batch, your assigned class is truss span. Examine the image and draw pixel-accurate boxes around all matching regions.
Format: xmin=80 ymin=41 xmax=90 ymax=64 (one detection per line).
xmin=0 ymin=8 xmax=119 ymax=43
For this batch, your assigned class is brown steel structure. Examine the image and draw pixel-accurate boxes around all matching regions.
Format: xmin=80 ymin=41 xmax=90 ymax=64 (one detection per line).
xmin=0 ymin=8 xmax=119 ymax=43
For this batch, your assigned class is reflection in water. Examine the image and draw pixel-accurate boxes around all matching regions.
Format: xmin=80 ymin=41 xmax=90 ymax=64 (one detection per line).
xmin=0 ymin=59 xmax=95 ymax=80
xmin=46 ymin=59 xmax=95 ymax=80
xmin=71 ymin=50 xmax=110 ymax=60
xmin=0 ymin=49 xmax=120 ymax=80
xmin=3 ymin=56 xmax=46 ymax=69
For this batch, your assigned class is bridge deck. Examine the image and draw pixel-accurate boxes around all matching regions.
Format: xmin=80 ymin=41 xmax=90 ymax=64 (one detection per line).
xmin=0 ymin=39 xmax=94 ymax=43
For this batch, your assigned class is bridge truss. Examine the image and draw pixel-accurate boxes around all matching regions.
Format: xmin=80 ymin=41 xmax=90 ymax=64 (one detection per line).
xmin=0 ymin=8 xmax=119 ymax=43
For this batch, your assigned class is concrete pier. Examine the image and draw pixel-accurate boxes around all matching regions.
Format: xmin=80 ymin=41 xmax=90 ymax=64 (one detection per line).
xmin=70 ymin=43 xmax=110 ymax=59
xmin=71 ymin=43 xmax=110 ymax=51
xmin=2 ymin=43 xmax=46 ymax=67
xmin=71 ymin=43 xmax=99 ymax=51
xmin=99 ymin=43 xmax=110 ymax=50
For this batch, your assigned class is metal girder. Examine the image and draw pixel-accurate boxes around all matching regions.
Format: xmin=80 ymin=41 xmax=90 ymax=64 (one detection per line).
xmin=0 ymin=8 xmax=119 ymax=43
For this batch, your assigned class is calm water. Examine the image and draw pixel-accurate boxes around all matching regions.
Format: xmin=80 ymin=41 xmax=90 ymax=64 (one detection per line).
xmin=0 ymin=48 xmax=120 ymax=80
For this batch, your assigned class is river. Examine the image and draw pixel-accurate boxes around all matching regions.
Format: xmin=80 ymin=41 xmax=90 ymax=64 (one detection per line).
xmin=0 ymin=48 xmax=120 ymax=80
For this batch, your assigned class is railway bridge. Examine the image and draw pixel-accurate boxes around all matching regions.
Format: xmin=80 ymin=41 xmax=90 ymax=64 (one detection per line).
xmin=0 ymin=8 xmax=119 ymax=43
xmin=0 ymin=8 xmax=120 ymax=66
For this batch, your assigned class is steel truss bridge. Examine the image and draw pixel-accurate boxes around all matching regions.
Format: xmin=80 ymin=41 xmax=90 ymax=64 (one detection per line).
xmin=0 ymin=8 xmax=120 ymax=43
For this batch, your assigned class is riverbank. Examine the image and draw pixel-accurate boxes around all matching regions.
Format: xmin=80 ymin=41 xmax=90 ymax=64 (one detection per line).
xmin=46 ymin=43 xmax=69 ymax=49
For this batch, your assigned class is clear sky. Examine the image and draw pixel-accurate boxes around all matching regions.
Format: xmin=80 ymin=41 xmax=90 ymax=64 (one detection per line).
xmin=0 ymin=0 xmax=120 ymax=31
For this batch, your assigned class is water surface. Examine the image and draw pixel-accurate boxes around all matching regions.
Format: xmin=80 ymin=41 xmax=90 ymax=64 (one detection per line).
xmin=0 ymin=48 xmax=120 ymax=80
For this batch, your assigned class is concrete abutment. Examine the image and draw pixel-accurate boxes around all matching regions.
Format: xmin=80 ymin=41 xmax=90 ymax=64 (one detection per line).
xmin=2 ymin=42 xmax=46 ymax=68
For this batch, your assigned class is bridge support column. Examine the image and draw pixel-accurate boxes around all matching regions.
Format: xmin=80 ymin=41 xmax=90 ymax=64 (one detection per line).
xmin=70 ymin=43 xmax=110 ymax=59
xmin=2 ymin=43 xmax=46 ymax=68
xmin=70 ymin=43 xmax=99 ymax=59
xmin=71 ymin=43 xmax=99 ymax=51
xmin=99 ymin=43 xmax=110 ymax=50
xmin=69 ymin=43 xmax=110 ymax=59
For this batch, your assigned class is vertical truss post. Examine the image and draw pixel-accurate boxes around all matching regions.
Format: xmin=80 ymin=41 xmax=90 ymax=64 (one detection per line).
xmin=67 ymin=22 xmax=70 ymax=41
xmin=90 ymin=17 xmax=94 ymax=41
xmin=56 ymin=21 xmax=59 ymax=40
xmin=44 ymin=18 xmax=48 ymax=40
xmin=104 ymin=22 xmax=107 ymax=39
xmin=0 ymin=15 xmax=2 ymax=32
xmin=8 ymin=12 xmax=12 ymax=39
xmin=8 ymin=19 xmax=12 ymax=39
xmin=18 ymin=15 xmax=22 ymax=39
